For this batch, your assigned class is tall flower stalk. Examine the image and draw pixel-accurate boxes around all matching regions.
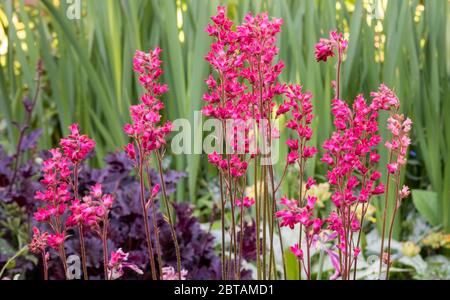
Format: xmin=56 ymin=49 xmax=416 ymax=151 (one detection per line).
xmin=376 ymin=94 xmax=412 ymax=279
xmin=33 ymin=124 xmax=95 ymax=279
xmin=60 ymin=123 xmax=95 ymax=279
xmin=124 ymin=48 xmax=181 ymax=279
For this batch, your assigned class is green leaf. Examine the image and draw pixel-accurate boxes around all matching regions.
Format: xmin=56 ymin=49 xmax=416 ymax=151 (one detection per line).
xmin=411 ymin=190 xmax=440 ymax=227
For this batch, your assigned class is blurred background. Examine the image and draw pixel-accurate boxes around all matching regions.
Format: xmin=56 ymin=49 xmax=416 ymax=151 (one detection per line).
xmin=0 ymin=0 xmax=449 ymax=279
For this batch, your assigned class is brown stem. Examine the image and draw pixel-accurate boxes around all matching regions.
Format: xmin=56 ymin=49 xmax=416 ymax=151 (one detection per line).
xmin=385 ymin=171 xmax=402 ymax=279
xmin=102 ymin=220 xmax=109 ymax=280
xmin=379 ymin=152 xmax=394 ymax=279
xmin=146 ymin=165 xmax=163 ymax=277
xmin=78 ymin=224 xmax=88 ymax=280
xmin=138 ymin=147 xmax=158 ymax=280
xmin=219 ymin=172 xmax=227 ymax=279
xmin=155 ymin=150 xmax=182 ymax=280
xmin=42 ymin=252 xmax=48 ymax=280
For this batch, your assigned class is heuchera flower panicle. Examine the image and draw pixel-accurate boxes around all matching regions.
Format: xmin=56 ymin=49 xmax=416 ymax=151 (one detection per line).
xmin=124 ymin=48 xmax=172 ymax=159
xmin=33 ymin=123 xmax=96 ymax=275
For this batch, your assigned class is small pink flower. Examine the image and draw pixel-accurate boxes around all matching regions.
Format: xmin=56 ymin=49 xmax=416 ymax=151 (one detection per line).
xmin=312 ymin=218 xmax=323 ymax=234
xmin=151 ymin=184 xmax=160 ymax=198
xmin=287 ymin=151 xmax=299 ymax=164
xmin=108 ymin=248 xmax=143 ymax=280
xmin=29 ymin=227 xmax=48 ymax=254
xmin=286 ymin=139 xmax=299 ymax=150
xmin=399 ymin=185 xmax=410 ymax=199
xmin=350 ymin=218 xmax=361 ymax=232
xmin=387 ymin=163 xmax=398 ymax=174
xmin=372 ymin=183 xmax=385 ymax=195
xmin=91 ymin=183 xmax=103 ymax=198
xmin=47 ymin=233 xmax=65 ymax=250
xmin=235 ymin=197 xmax=255 ymax=208
xmin=161 ymin=266 xmax=188 ymax=280
xmin=290 ymin=244 xmax=303 ymax=260
xmin=305 ymin=177 xmax=316 ymax=190
xmin=124 ymin=143 xmax=136 ymax=160
xmin=315 ymin=31 xmax=347 ymax=62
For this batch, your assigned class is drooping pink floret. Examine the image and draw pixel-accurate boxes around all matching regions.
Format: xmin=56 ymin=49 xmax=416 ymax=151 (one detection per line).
xmin=315 ymin=31 xmax=348 ymax=62
xmin=399 ymin=185 xmax=410 ymax=199
xmin=108 ymin=248 xmax=143 ymax=280
xmin=161 ymin=266 xmax=188 ymax=280
xmin=290 ymin=244 xmax=303 ymax=260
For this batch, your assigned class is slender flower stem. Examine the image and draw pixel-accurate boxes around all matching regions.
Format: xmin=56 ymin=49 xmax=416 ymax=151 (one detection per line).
xmin=254 ymin=157 xmax=262 ymax=280
xmin=379 ymin=152 xmax=394 ymax=279
xmin=102 ymin=220 xmax=109 ymax=280
xmin=78 ymin=224 xmax=88 ymax=280
xmin=219 ymin=172 xmax=226 ymax=279
xmin=146 ymin=165 xmax=163 ymax=277
xmin=385 ymin=170 xmax=402 ymax=279
xmin=238 ymin=200 xmax=245 ymax=280
xmin=73 ymin=165 xmax=88 ymax=280
xmin=155 ymin=150 xmax=182 ymax=280
xmin=268 ymin=164 xmax=287 ymax=279
xmin=41 ymin=252 xmax=48 ymax=280
xmin=137 ymin=147 xmax=158 ymax=280
xmin=59 ymin=245 xmax=68 ymax=279
xmin=336 ymin=49 xmax=342 ymax=100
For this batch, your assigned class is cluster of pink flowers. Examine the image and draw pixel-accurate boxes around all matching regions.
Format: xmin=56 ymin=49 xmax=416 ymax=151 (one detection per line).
xmin=33 ymin=147 xmax=73 ymax=251
xmin=235 ymin=197 xmax=255 ymax=208
xmin=124 ymin=48 xmax=172 ymax=160
xmin=315 ymin=31 xmax=348 ymax=62
xmin=66 ymin=183 xmax=114 ymax=233
xmin=278 ymin=84 xmax=317 ymax=165
xmin=385 ymin=114 xmax=412 ymax=175
xmin=203 ymin=6 xmax=286 ymax=143
xmin=60 ymin=124 xmax=96 ymax=164
xmin=31 ymin=123 xmax=123 ymax=280
xmin=208 ymin=152 xmax=249 ymax=178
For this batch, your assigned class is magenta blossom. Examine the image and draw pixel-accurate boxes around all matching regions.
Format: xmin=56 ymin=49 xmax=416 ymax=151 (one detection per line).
xmin=60 ymin=123 xmax=95 ymax=164
xmin=315 ymin=31 xmax=348 ymax=62
xmin=108 ymin=248 xmax=143 ymax=280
